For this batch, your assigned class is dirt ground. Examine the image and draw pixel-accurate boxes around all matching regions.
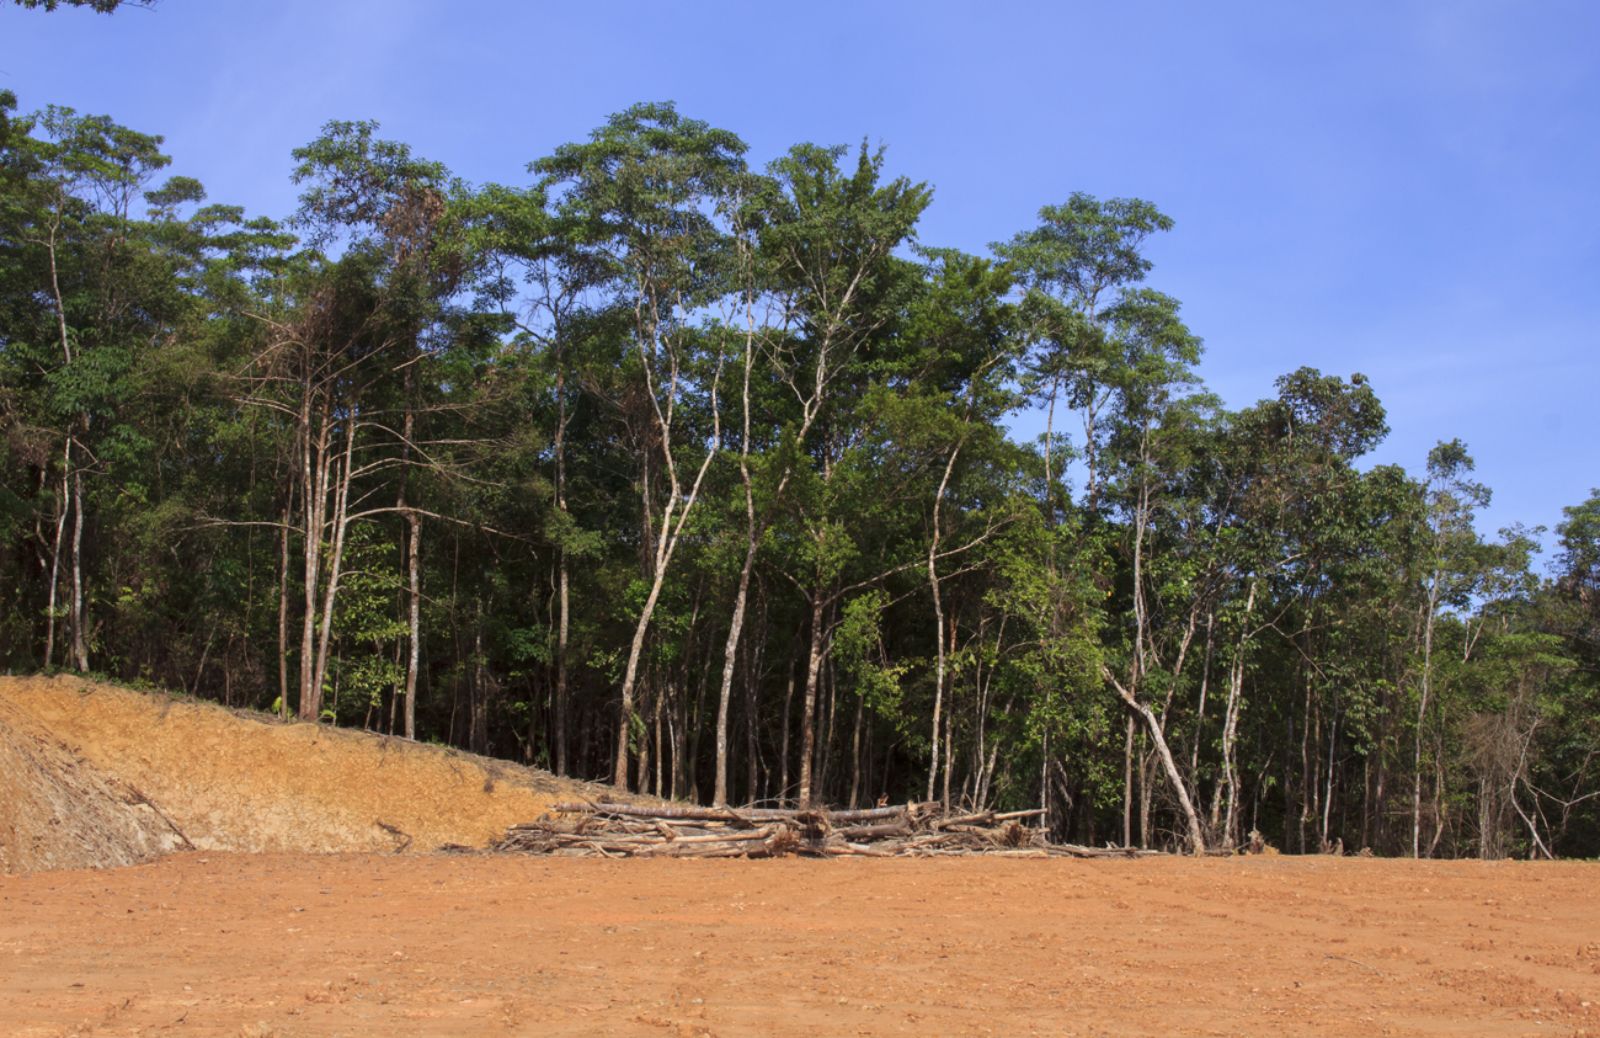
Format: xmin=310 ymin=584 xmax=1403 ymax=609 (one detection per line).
xmin=4 ymin=853 xmax=1598 ymax=1037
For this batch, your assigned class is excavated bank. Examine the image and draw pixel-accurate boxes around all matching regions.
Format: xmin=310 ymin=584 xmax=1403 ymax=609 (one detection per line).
xmin=0 ymin=697 xmax=189 ymax=873
xmin=0 ymin=674 xmax=616 ymax=872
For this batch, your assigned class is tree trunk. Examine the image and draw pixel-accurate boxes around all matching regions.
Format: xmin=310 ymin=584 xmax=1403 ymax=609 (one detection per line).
xmin=401 ymin=395 xmax=421 ymax=741
xmin=69 ymin=455 xmax=87 ymax=671
xmin=1104 ymin=665 xmax=1206 ymax=854
xmin=1413 ymin=564 xmax=1442 ymax=858
xmin=405 ymin=509 xmax=421 ymax=740
xmin=552 ymin=351 xmax=571 ymax=775
xmin=714 ymin=547 xmax=756 ymax=805
xmin=848 ymin=688 xmax=865 ymax=808
xmin=298 ymin=399 xmax=328 ymax=720
xmin=43 ymin=445 xmax=69 ymax=668
xmin=780 ymin=662 xmax=795 ymax=804
xmin=1122 ymin=715 xmax=1135 ymax=846
xmin=797 ymin=592 xmax=827 ymax=806
xmin=277 ymin=498 xmax=291 ymax=718
xmin=1219 ymin=580 xmax=1256 ymax=848
xmin=309 ymin=416 xmax=357 ymax=717
xmin=615 ymin=570 xmax=667 ymax=788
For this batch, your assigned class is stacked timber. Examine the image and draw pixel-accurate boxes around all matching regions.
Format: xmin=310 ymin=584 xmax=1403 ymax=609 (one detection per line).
xmin=495 ymin=801 xmax=1157 ymax=859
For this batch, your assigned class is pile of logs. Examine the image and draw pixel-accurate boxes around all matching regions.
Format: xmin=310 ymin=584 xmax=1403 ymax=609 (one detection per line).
xmin=495 ymin=801 xmax=1158 ymax=859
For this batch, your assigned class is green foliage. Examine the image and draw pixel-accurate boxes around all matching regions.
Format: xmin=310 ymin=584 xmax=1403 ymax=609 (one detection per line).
xmin=0 ymin=93 xmax=1593 ymax=856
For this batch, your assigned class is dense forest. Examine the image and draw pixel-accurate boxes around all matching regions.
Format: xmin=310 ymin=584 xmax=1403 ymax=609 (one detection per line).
xmin=1 ymin=88 xmax=1596 ymax=858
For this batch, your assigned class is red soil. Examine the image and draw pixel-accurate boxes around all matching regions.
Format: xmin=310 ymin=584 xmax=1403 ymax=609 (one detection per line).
xmin=3 ymin=852 xmax=1598 ymax=1037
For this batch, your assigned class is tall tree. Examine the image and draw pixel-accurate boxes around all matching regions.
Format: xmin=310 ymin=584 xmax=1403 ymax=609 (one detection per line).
xmin=534 ymin=103 xmax=746 ymax=790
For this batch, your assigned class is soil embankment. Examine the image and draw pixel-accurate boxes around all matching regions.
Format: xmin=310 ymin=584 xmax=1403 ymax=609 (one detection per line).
xmin=0 ymin=674 xmax=610 ymax=871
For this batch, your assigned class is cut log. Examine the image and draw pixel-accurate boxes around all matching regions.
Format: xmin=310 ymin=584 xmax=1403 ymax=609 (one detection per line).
xmin=498 ymin=801 xmax=1163 ymax=860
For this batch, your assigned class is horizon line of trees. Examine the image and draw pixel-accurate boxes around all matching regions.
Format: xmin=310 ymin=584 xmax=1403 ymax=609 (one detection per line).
xmin=1 ymin=90 xmax=1596 ymax=858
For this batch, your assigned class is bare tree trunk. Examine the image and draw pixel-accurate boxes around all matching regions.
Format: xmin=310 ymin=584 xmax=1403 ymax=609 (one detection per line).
xmin=69 ymin=466 xmax=87 ymax=671
xmin=612 ymin=339 xmax=725 ymax=790
xmin=779 ymin=662 xmax=795 ymax=804
xmin=405 ymin=510 xmax=420 ymax=740
xmin=400 ymin=397 xmax=421 ymax=741
xmin=42 ymin=222 xmax=78 ymax=672
xmin=1321 ymin=711 xmax=1338 ymax=848
xmin=715 ymin=545 xmax=757 ymax=805
xmin=941 ymin=668 xmax=954 ymax=810
xmin=277 ymin=498 xmax=291 ymax=718
xmin=744 ymin=603 xmax=764 ymax=803
xmin=1413 ymin=564 xmax=1442 ymax=858
xmin=310 ymin=416 xmax=358 ymax=716
xmin=615 ymin=574 xmax=665 ymax=787
xmin=43 ymin=446 xmax=69 ymax=668
xmin=819 ymin=651 xmax=839 ymax=801
xmin=552 ymin=351 xmax=571 ymax=775
xmin=674 ymin=679 xmax=691 ymax=801
xmin=848 ymin=689 xmax=865 ymax=808
xmin=1122 ymin=716 xmax=1135 ymax=846
xmin=470 ymin=608 xmax=489 ymax=755
xmin=1040 ymin=730 xmax=1050 ymax=835
xmin=1190 ymin=611 xmax=1216 ymax=782
xmin=797 ymin=592 xmax=827 ymax=806
xmin=1217 ymin=580 xmax=1256 ymax=848
xmin=924 ymin=441 xmax=961 ymax=803
xmin=1104 ymin=665 xmax=1206 ymax=854
xmin=1122 ymin=446 xmax=1151 ymax=846
xmin=653 ymin=684 xmax=665 ymax=798
xmin=713 ymin=289 xmax=763 ymax=806
xmin=298 ymin=398 xmax=328 ymax=720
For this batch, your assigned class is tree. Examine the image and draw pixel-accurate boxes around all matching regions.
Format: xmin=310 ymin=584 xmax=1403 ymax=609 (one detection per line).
xmin=0 ymin=92 xmax=1592 ymax=858
xmin=11 ymin=0 xmax=153 ymax=11
xmin=534 ymin=103 xmax=746 ymax=790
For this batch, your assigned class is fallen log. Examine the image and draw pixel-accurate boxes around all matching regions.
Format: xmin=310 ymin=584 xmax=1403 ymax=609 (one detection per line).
xmin=498 ymin=801 xmax=1166 ymax=860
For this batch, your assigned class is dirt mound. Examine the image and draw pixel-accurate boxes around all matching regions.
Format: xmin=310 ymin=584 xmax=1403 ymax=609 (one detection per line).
xmin=0 ymin=698 xmax=189 ymax=874
xmin=0 ymin=674 xmax=616 ymax=871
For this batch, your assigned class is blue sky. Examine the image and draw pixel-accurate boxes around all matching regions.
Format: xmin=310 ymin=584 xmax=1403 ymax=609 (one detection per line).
xmin=6 ymin=0 xmax=1597 ymax=549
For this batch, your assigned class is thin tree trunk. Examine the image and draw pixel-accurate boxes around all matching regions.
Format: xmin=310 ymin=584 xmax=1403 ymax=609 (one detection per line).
xmin=69 ymin=465 xmax=87 ymax=671
xmin=715 ymin=548 xmax=757 ymax=805
xmin=1105 ymin=664 xmax=1207 ymax=854
xmin=277 ymin=498 xmax=291 ymax=718
xmin=819 ymin=650 xmax=839 ymax=801
xmin=1413 ymin=564 xmax=1441 ymax=858
xmin=552 ymin=348 xmax=571 ymax=775
xmin=613 ymin=347 xmax=724 ymax=789
xmin=471 ymin=607 xmax=488 ymax=755
xmin=780 ymin=661 xmax=795 ymax=804
xmin=405 ymin=510 xmax=420 ymax=740
xmin=44 ymin=447 xmax=69 ymax=668
xmin=298 ymin=399 xmax=328 ymax=720
xmin=848 ymin=689 xmax=865 ymax=808
xmin=310 ymin=416 xmax=357 ymax=716
xmin=713 ymin=288 xmax=763 ymax=807
xmin=744 ymin=603 xmax=764 ymax=803
xmin=941 ymin=659 xmax=955 ymax=810
xmin=925 ymin=440 xmax=961 ymax=802
xmin=1122 ymin=715 xmax=1135 ymax=846
xmin=401 ymin=397 xmax=421 ymax=741
xmin=797 ymin=592 xmax=827 ymax=806
xmin=1190 ymin=611 xmax=1216 ymax=782
xmin=42 ymin=220 xmax=80 ymax=671
xmin=1218 ymin=580 xmax=1256 ymax=848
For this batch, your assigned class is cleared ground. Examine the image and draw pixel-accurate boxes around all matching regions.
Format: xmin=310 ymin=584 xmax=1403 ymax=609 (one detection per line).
xmin=3 ymin=853 xmax=1598 ymax=1037
xmin=5 ymin=676 xmax=1597 ymax=1035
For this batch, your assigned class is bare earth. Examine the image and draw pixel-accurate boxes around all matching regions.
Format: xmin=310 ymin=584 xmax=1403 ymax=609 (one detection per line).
xmin=3 ymin=853 xmax=1598 ymax=1037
